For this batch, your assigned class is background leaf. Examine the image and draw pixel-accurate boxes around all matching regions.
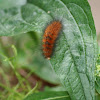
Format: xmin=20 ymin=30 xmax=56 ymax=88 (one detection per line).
xmin=0 ymin=0 xmax=26 ymax=9
xmin=95 ymin=76 xmax=100 ymax=94
xmin=24 ymin=91 xmax=71 ymax=100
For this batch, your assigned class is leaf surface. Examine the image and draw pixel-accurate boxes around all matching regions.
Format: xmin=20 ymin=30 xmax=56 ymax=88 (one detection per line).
xmin=24 ymin=91 xmax=71 ymax=100
xmin=26 ymin=0 xmax=97 ymax=99
xmin=0 ymin=0 xmax=97 ymax=100
xmin=0 ymin=0 xmax=26 ymax=9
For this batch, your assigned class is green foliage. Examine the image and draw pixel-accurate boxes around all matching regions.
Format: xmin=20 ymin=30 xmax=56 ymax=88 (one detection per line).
xmin=0 ymin=0 xmax=98 ymax=100
xmin=0 ymin=33 xmax=60 ymax=100
xmin=0 ymin=0 xmax=26 ymax=9
xmin=49 ymin=0 xmax=97 ymax=99
xmin=0 ymin=42 xmax=36 ymax=100
xmin=95 ymin=54 xmax=100 ymax=94
xmin=24 ymin=91 xmax=70 ymax=100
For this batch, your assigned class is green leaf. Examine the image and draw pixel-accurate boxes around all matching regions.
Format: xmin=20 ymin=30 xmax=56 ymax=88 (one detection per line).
xmin=26 ymin=0 xmax=97 ymax=100
xmin=95 ymin=93 xmax=100 ymax=100
xmin=0 ymin=0 xmax=26 ymax=9
xmin=24 ymin=91 xmax=71 ymax=100
xmin=95 ymin=76 xmax=100 ymax=94
xmin=0 ymin=0 xmax=97 ymax=100
xmin=95 ymin=55 xmax=100 ymax=94
xmin=44 ymin=86 xmax=66 ymax=92
xmin=0 ymin=1 xmax=51 ymax=36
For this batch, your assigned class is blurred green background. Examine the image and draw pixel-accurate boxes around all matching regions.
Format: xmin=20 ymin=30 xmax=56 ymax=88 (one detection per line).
xmin=0 ymin=0 xmax=100 ymax=100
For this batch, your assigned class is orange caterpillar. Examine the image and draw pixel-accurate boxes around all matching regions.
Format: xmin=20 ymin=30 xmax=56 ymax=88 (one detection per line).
xmin=42 ymin=21 xmax=62 ymax=59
